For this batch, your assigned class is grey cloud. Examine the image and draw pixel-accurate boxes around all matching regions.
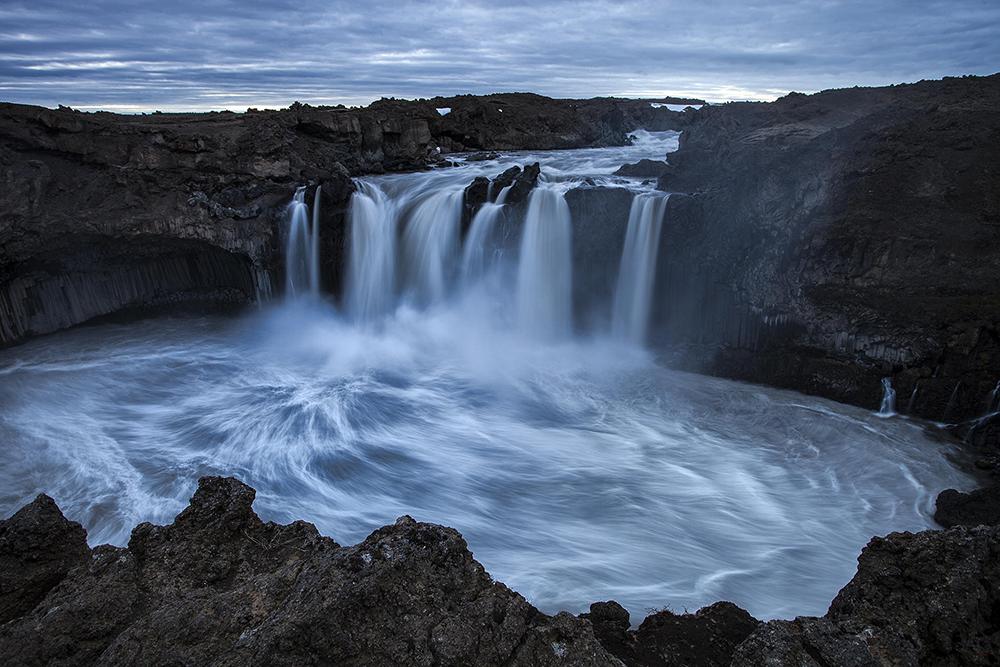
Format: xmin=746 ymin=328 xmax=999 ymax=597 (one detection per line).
xmin=0 ymin=0 xmax=997 ymax=110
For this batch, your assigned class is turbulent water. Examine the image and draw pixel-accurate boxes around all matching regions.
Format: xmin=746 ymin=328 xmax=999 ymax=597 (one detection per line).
xmin=0 ymin=130 xmax=976 ymax=622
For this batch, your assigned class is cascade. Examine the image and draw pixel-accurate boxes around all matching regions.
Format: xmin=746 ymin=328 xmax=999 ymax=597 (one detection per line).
xmin=878 ymin=377 xmax=897 ymax=416
xmin=987 ymin=380 xmax=1000 ymax=414
xmin=516 ymin=185 xmax=573 ymax=340
xmin=611 ymin=194 xmax=669 ymax=344
xmin=402 ymin=189 xmax=464 ymax=305
xmin=284 ymin=186 xmax=321 ymax=298
xmin=346 ymin=181 xmax=397 ymax=322
xmin=460 ymin=185 xmax=514 ymax=283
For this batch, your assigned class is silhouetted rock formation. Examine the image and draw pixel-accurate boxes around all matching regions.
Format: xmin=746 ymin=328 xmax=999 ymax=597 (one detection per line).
xmin=650 ymin=74 xmax=1000 ymax=422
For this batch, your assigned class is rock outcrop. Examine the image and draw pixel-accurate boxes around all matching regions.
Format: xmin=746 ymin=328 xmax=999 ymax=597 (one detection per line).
xmin=650 ymin=74 xmax=1000 ymax=421
xmin=733 ymin=525 xmax=1000 ymax=665
xmin=2 ymin=477 xmax=999 ymax=666
xmin=0 ymin=477 xmax=614 ymax=666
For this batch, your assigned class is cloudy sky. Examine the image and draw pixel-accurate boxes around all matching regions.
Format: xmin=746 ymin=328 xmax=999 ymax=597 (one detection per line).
xmin=1 ymin=0 xmax=997 ymax=111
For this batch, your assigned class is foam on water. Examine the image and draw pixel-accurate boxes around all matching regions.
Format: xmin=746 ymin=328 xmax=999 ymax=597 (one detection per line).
xmin=0 ymin=299 xmax=973 ymax=621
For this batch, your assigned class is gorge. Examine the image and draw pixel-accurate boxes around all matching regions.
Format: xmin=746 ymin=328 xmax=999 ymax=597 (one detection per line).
xmin=2 ymin=74 xmax=1000 ymax=665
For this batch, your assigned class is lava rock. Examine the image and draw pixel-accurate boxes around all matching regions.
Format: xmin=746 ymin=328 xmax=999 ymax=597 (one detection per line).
xmin=613 ymin=159 xmax=673 ymax=178
xmin=0 ymin=494 xmax=90 ymax=624
xmin=583 ymin=600 xmax=759 ymax=667
xmin=733 ymin=525 xmax=1000 ymax=665
xmin=646 ymin=73 xmax=1000 ymax=422
xmin=935 ymin=485 xmax=1000 ymax=527
xmin=0 ymin=477 xmax=616 ymax=666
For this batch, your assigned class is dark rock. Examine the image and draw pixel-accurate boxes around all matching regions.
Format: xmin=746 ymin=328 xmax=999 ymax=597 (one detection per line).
xmin=505 ymin=162 xmax=541 ymax=205
xmin=648 ymin=74 xmax=1000 ymax=421
xmin=465 ymin=150 xmax=500 ymax=161
xmin=614 ymin=159 xmax=673 ymax=178
xmin=0 ymin=476 xmax=615 ymax=666
xmin=733 ymin=525 xmax=1000 ymax=665
xmin=935 ymin=485 xmax=1000 ymax=527
xmin=0 ymin=494 xmax=90 ymax=625
xmin=584 ymin=600 xmax=759 ymax=667
xmin=462 ymin=176 xmax=490 ymax=233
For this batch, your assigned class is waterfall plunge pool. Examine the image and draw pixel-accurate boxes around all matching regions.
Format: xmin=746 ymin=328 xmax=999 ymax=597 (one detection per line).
xmin=0 ymin=129 xmax=976 ymax=623
xmin=0 ymin=302 xmax=973 ymax=621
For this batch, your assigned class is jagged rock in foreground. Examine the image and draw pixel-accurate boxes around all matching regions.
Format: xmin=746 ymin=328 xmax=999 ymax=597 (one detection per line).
xmin=583 ymin=600 xmax=760 ymax=666
xmin=2 ymin=477 xmax=999 ymax=666
xmin=733 ymin=525 xmax=1000 ymax=665
xmin=0 ymin=477 xmax=613 ymax=666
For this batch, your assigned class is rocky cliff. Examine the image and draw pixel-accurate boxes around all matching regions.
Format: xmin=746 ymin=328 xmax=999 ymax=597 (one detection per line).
xmin=650 ymin=74 xmax=1000 ymax=421
xmin=1 ymin=476 xmax=997 ymax=666
xmin=0 ymin=94 xmax=689 ymax=346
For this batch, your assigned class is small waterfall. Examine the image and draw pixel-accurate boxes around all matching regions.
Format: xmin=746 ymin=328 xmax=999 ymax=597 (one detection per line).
xmin=461 ymin=185 xmax=513 ymax=283
xmin=402 ymin=190 xmax=464 ymax=305
xmin=461 ymin=203 xmax=505 ymax=282
xmin=516 ymin=186 xmax=573 ymax=340
xmin=986 ymin=381 xmax=1000 ymax=414
xmin=877 ymin=377 xmax=897 ymax=416
xmin=907 ymin=382 xmax=919 ymax=414
xmin=611 ymin=194 xmax=669 ymax=344
xmin=284 ymin=186 xmax=321 ymax=298
xmin=346 ymin=181 xmax=397 ymax=321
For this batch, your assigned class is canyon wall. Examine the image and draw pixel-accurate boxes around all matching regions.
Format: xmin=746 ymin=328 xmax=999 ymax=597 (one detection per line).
xmin=650 ymin=74 xmax=1000 ymax=420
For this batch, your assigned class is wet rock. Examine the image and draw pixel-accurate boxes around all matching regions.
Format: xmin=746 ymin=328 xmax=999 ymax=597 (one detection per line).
xmin=734 ymin=525 xmax=1000 ymax=665
xmin=0 ymin=477 xmax=616 ymax=666
xmin=583 ymin=600 xmax=759 ymax=666
xmin=613 ymin=159 xmax=673 ymax=178
xmin=466 ymin=150 xmax=500 ymax=161
xmin=935 ymin=485 xmax=1000 ymax=527
xmin=0 ymin=494 xmax=89 ymax=624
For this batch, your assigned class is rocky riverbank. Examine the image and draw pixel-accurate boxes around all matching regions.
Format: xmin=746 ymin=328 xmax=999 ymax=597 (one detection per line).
xmin=1 ymin=476 xmax=997 ymax=666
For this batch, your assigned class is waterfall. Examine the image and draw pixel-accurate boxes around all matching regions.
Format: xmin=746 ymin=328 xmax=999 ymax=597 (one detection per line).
xmin=516 ymin=186 xmax=573 ymax=340
xmin=907 ymin=383 xmax=919 ymax=414
xmin=461 ymin=185 xmax=513 ymax=283
xmin=461 ymin=203 xmax=505 ymax=282
xmin=986 ymin=381 xmax=1000 ymax=414
xmin=611 ymin=194 xmax=669 ymax=344
xmin=346 ymin=181 xmax=397 ymax=322
xmin=285 ymin=186 xmax=321 ymax=298
xmin=402 ymin=190 xmax=464 ymax=305
xmin=878 ymin=377 xmax=897 ymax=416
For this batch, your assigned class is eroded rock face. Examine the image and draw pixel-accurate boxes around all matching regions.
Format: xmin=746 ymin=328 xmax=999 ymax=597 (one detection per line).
xmin=650 ymin=74 xmax=1000 ymax=421
xmin=0 ymin=477 xmax=615 ymax=666
xmin=733 ymin=525 xmax=1000 ymax=666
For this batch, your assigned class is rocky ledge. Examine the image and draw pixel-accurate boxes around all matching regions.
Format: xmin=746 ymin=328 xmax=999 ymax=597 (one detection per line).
xmin=1 ymin=476 xmax=998 ymax=665
xmin=649 ymin=73 xmax=1000 ymax=424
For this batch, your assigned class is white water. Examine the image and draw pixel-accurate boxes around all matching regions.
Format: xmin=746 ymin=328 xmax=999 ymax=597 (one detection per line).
xmin=0 ymin=129 xmax=976 ymax=624
xmin=345 ymin=181 xmax=397 ymax=321
xmin=402 ymin=190 xmax=464 ymax=306
xmin=461 ymin=203 xmax=506 ymax=283
xmin=516 ymin=185 xmax=573 ymax=340
xmin=878 ymin=377 xmax=897 ymax=416
xmin=284 ymin=186 xmax=321 ymax=298
xmin=612 ymin=194 xmax=669 ymax=343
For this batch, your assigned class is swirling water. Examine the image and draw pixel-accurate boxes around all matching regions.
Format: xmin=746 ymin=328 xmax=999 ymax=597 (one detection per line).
xmin=0 ymin=299 xmax=972 ymax=621
xmin=0 ymin=130 xmax=975 ymax=622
